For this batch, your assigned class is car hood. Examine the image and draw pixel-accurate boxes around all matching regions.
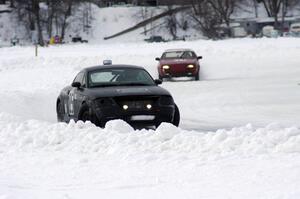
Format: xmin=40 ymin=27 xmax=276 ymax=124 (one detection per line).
xmin=160 ymin=59 xmax=197 ymax=65
xmin=86 ymin=85 xmax=172 ymax=99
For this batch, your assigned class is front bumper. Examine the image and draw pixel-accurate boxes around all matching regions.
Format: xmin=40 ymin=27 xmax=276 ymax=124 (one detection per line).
xmin=92 ymin=101 xmax=175 ymax=128
xmin=160 ymin=67 xmax=198 ymax=78
xmin=161 ymin=71 xmax=197 ymax=78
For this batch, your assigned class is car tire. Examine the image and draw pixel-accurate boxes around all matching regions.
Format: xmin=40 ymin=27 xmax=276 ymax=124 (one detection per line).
xmin=195 ymin=72 xmax=199 ymax=81
xmin=173 ymin=104 xmax=180 ymax=127
xmin=57 ymin=100 xmax=64 ymax=122
xmin=159 ymin=75 xmax=163 ymax=81
xmin=79 ymin=104 xmax=93 ymax=122
xmin=79 ymin=104 xmax=103 ymax=127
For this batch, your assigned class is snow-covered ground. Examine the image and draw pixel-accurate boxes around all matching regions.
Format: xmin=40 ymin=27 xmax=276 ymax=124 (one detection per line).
xmin=1 ymin=38 xmax=300 ymax=199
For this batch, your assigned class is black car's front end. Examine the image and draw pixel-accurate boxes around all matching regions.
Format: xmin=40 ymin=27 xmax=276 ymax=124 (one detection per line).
xmin=91 ymin=95 xmax=175 ymax=128
xmin=58 ymin=65 xmax=180 ymax=128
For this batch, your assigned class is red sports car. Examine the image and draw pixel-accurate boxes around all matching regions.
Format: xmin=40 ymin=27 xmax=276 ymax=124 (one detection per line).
xmin=155 ymin=49 xmax=202 ymax=80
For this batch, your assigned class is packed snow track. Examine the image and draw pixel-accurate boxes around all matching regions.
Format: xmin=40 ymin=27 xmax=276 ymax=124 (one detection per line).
xmin=0 ymin=38 xmax=300 ymax=199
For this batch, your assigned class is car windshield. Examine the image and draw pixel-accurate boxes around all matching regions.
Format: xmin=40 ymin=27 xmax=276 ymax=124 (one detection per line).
xmin=88 ymin=68 xmax=155 ymax=88
xmin=162 ymin=51 xmax=196 ymax=59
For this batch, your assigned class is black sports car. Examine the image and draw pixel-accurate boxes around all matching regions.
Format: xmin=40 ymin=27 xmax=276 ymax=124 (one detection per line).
xmin=56 ymin=64 xmax=180 ymax=128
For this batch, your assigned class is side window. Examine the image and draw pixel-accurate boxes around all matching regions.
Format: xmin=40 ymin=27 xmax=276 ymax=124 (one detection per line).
xmin=73 ymin=72 xmax=84 ymax=84
xmin=81 ymin=75 xmax=86 ymax=87
xmin=191 ymin=51 xmax=197 ymax=58
xmin=183 ymin=51 xmax=194 ymax=58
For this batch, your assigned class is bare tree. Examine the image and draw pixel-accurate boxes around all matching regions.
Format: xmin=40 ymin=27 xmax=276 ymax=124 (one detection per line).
xmin=9 ymin=0 xmax=14 ymax=7
xmin=12 ymin=0 xmax=45 ymax=45
xmin=69 ymin=1 xmax=94 ymax=36
xmin=257 ymin=0 xmax=282 ymax=28
xmin=46 ymin=0 xmax=87 ymax=40
xmin=134 ymin=7 xmax=151 ymax=35
xmin=33 ymin=0 xmax=44 ymax=45
xmin=164 ymin=5 xmax=178 ymax=39
xmin=257 ymin=0 xmax=300 ymax=30
xmin=9 ymin=0 xmax=93 ymax=45
xmin=45 ymin=0 xmax=58 ymax=38
xmin=190 ymin=0 xmax=223 ymax=39
xmin=207 ymin=0 xmax=241 ymax=29
xmin=58 ymin=0 xmax=74 ymax=40
xmin=190 ymin=0 xmax=245 ymax=38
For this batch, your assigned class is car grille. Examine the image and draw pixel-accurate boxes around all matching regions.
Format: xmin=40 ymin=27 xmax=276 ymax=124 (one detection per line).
xmin=114 ymin=96 xmax=159 ymax=110
xmin=166 ymin=64 xmax=196 ymax=74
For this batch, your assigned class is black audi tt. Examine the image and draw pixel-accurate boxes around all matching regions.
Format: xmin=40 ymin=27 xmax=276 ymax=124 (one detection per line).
xmin=56 ymin=64 xmax=180 ymax=128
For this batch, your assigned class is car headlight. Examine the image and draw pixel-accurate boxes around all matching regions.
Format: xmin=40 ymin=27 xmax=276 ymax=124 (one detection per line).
xmin=162 ymin=65 xmax=170 ymax=70
xmin=146 ymin=104 xmax=152 ymax=110
xmin=187 ymin=64 xmax=195 ymax=69
xmin=123 ymin=104 xmax=129 ymax=110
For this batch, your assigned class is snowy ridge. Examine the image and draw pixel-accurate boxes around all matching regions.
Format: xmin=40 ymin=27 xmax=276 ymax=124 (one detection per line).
xmin=1 ymin=116 xmax=299 ymax=158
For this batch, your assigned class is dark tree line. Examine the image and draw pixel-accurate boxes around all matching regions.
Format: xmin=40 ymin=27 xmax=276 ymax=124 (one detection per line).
xmin=160 ymin=0 xmax=300 ymax=39
xmin=191 ymin=0 xmax=248 ymax=38
xmin=2 ymin=0 xmax=300 ymax=42
xmin=3 ymin=0 xmax=94 ymax=46
xmin=257 ymin=0 xmax=300 ymax=28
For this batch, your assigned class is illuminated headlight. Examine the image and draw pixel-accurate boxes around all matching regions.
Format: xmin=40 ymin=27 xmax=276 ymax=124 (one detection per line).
xmin=162 ymin=65 xmax=170 ymax=70
xmin=187 ymin=64 xmax=195 ymax=69
xmin=146 ymin=104 xmax=152 ymax=110
xmin=123 ymin=105 xmax=129 ymax=110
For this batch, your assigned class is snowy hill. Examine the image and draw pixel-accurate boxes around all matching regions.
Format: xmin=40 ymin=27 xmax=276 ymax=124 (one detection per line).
xmin=0 ymin=5 xmax=202 ymax=45
xmin=87 ymin=6 xmax=202 ymax=43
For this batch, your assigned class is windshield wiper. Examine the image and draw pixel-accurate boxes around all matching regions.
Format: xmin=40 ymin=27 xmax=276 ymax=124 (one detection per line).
xmin=118 ymin=83 xmax=152 ymax=86
xmin=90 ymin=84 xmax=119 ymax=88
xmin=90 ymin=83 xmax=152 ymax=88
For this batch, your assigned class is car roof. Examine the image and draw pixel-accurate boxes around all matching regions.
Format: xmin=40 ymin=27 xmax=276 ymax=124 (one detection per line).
xmin=82 ymin=64 xmax=145 ymax=73
xmin=164 ymin=49 xmax=195 ymax=52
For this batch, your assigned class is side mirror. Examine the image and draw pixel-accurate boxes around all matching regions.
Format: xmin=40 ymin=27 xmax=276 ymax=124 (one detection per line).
xmin=155 ymin=57 xmax=160 ymax=61
xmin=197 ymin=56 xmax=203 ymax=60
xmin=72 ymin=82 xmax=81 ymax=88
xmin=154 ymin=79 xmax=162 ymax=85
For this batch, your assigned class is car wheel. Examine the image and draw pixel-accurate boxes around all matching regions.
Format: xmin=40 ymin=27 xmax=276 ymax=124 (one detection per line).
xmin=79 ymin=104 xmax=103 ymax=127
xmin=195 ymin=72 xmax=199 ymax=81
xmin=57 ymin=101 xmax=64 ymax=122
xmin=159 ymin=75 xmax=163 ymax=81
xmin=79 ymin=104 xmax=93 ymax=122
xmin=81 ymin=111 xmax=91 ymax=122
xmin=173 ymin=104 xmax=180 ymax=127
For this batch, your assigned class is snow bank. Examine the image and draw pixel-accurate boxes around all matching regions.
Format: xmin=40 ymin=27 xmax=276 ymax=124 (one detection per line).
xmin=1 ymin=117 xmax=299 ymax=159
xmin=1 ymin=118 xmax=300 ymax=199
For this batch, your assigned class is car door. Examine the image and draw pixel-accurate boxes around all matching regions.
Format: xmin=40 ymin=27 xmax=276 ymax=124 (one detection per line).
xmin=68 ymin=72 xmax=86 ymax=119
